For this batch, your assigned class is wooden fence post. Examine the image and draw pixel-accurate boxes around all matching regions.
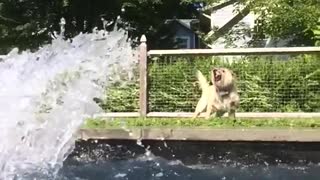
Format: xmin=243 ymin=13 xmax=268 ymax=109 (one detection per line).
xmin=139 ymin=35 xmax=148 ymax=117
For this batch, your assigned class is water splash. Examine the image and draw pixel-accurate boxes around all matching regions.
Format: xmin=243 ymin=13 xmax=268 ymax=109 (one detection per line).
xmin=0 ymin=29 xmax=137 ymax=179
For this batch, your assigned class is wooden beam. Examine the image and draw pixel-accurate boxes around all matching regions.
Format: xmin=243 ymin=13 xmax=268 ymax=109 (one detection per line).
xmin=139 ymin=35 xmax=148 ymax=117
xmin=147 ymin=112 xmax=320 ymax=118
xmin=209 ymin=6 xmax=250 ymax=42
xmin=93 ymin=112 xmax=320 ymax=119
xmin=92 ymin=112 xmax=140 ymax=118
xmin=200 ymin=13 xmax=211 ymax=20
xmin=148 ymin=47 xmax=320 ymax=56
xmin=77 ymin=128 xmax=320 ymax=142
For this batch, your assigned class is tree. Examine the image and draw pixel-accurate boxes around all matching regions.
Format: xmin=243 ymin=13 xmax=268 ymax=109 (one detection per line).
xmin=1 ymin=0 xmax=319 ymax=54
xmin=0 ymin=0 xmax=66 ymax=53
xmin=250 ymin=0 xmax=320 ymax=46
xmin=183 ymin=0 xmax=320 ymax=46
xmin=0 ymin=0 xmax=199 ymax=53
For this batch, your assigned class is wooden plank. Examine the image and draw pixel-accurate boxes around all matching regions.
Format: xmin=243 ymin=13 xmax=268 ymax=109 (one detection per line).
xmin=92 ymin=112 xmax=140 ymax=118
xmin=210 ymin=6 xmax=250 ymax=42
xmin=77 ymin=128 xmax=320 ymax=142
xmin=93 ymin=112 xmax=320 ymax=118
xmin=147 ymin=112 xmax=320 ymax=118
xmin=139 ymin=35 xmax=148 ymax=117
xmin=148 ymin=47 xmax=320 ymax=56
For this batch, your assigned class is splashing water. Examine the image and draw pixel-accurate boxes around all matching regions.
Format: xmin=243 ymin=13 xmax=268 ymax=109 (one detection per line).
xmin=0 ymin=29 xmax=136 ymax=179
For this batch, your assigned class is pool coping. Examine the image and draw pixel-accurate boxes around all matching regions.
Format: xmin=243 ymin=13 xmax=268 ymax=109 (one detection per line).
xmin=77 ymin=128 xmax=320 ymax=142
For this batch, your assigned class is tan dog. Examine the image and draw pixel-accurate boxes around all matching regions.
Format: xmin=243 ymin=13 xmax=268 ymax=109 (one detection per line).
xmin=213 ymin=67 xmax=240 ymax=119
xmin=192 ymin=70 xmax=225 ymax=119
xmin=192 ymin=68 xmax=240 ymax=119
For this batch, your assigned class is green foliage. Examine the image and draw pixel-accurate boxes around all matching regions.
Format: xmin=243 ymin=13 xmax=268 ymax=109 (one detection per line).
xmin=101 ymin=83 xmax=139 ymax=112
xmin=247 ymin=0 xmax=320 ymax=46
xmin=102 ymin=55 xmax=320 ymax=113
xmin=0 ymin=0 xmax=65 ymax=53
xmin=148 ymin=58 xmax=199 ymax=112
xmin=313 ymin=24 xmax=320 ymax=46
xmin=183 ymin=0 xmax=320 ymax=46
xmin=84 ymin=117 xmax=320 ymax=129
xmin=0 ymin=0 xmax=198 ymax=53
xmin=252 ymin=0 xmax=319 ymax=35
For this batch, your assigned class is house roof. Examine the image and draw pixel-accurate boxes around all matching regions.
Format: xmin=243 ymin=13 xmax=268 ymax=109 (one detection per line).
xmin=165 ymin=19 xmax=199 ymax=31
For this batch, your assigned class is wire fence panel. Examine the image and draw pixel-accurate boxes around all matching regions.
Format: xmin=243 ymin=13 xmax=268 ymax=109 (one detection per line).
xmin=148 ymin=56 xmax=201 ymax=112
xmin=148 ymin=54 xmax=320 ymax=113
xmin=100 ymin=64 xmax=140 ymax=112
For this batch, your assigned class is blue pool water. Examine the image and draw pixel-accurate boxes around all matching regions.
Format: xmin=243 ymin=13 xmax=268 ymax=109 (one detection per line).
xmin=57 ymin=140 xmax=320 ymax=180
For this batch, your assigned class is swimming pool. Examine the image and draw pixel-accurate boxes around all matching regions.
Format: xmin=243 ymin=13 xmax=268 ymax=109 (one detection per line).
xmin=57 ymin=140 xmax=320 ymax=180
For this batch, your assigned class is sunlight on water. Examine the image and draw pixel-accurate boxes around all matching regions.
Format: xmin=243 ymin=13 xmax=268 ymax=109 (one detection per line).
xmin=0 ymin=29 xmax=136 ymax=179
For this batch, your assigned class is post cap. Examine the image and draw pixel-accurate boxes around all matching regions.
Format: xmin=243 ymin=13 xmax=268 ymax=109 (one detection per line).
xmin=140 ymin=35 xmax=147 ymax=43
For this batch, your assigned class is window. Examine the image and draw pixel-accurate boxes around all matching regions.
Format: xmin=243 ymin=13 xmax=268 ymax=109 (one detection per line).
xmin=175 ymin=36 xmax=190 ymax=49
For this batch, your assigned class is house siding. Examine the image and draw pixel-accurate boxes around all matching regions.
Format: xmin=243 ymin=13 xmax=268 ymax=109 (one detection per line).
xmin=174 ymin=23 xmax=196 ymax=49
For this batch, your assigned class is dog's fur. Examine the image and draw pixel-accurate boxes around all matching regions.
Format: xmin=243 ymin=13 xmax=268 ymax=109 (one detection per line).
xmin=213 ymin=67 xmax=240 ymax=118
xmin=192 ymin=70 xmax=224 ymax=119
xmin=193 ymin=68 xmax=240 ymax=119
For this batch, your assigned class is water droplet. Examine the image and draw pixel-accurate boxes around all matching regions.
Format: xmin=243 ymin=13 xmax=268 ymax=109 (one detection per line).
xmin=114 ymin=173 xmax=127 ymax=178
xmin=155 ymin=172 xmax=163 ymax=177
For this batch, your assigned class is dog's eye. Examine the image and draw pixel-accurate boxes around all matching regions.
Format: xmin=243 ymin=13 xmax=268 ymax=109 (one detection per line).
xmin=222 ymin=70 xmax=225 ymax=73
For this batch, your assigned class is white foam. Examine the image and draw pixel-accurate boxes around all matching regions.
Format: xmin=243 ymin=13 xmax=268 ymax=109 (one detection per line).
xmin=0 ymin=30 xmax=137 ymax=179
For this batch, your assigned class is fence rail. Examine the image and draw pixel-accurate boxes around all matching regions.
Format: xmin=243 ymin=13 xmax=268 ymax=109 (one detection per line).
xmin=95 ymin=112 xmax=320 ymax=119
xmin=148 ymin=47 xmax=320 ymax=56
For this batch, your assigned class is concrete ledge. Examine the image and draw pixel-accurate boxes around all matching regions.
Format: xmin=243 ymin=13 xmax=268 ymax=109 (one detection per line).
xmin=77 ymin=128 xmax=320 ymax=142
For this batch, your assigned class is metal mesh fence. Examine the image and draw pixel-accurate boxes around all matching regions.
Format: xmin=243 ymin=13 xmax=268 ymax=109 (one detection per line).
xmin=100 ymin=64 xmax=140 ymax=112
xmin=100 ymin=54 xmax=320 ymax=113
xmin=148 ymin=54 xmax=320 ymax=113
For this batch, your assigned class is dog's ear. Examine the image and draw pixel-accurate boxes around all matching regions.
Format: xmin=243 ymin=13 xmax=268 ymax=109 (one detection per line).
xmin=210 ymin=68 xmax=215 ymax=82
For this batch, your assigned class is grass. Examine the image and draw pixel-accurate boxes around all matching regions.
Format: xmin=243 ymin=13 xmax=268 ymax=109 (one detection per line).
xmin=83 ymin=117 xmax=320 ymax=129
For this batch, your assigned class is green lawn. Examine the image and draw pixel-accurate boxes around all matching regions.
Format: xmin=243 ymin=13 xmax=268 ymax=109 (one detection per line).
xmin=83 ymin=117 xmax=320 ymax=129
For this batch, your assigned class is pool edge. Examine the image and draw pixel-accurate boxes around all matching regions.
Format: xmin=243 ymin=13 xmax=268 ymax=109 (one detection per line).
xmin=76 ymin=128 xmax=320 ymax=142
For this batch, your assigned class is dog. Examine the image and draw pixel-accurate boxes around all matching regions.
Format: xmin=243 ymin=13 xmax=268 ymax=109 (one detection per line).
xmin=213 ymin=67 xmax=240 ymax=119
xmin=192 ymin=70 xmax=225 ymax=119
xmin=192 ymin=68 xmax=240 ymax=119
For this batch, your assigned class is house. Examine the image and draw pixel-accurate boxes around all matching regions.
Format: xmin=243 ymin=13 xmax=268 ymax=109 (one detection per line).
xmin=163 ymin=0 xmax=300 ymax=50
xmin=164 ymin=18 xmax=203 ymax=49
xmin=197 ymin=0 xmax=291 ymax=48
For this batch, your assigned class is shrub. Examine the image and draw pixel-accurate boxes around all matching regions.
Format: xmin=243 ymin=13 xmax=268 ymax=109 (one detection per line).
xmin=101 ymin=54 xmax=320 ymax=113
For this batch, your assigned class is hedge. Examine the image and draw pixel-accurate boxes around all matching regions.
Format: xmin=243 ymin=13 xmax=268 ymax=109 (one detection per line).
xmin=100 ymin=54 xmax=320 ymax=113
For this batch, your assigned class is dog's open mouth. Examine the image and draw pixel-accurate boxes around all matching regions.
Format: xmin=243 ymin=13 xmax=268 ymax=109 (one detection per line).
xmin=213 ymin=69 xmax=222 ymax=82
xmin=215 ymin=74 xmax=221 ymax=81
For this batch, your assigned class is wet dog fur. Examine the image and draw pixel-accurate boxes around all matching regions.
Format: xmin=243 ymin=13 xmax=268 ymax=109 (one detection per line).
xmin=192 ymin=70 xmax=224 ymax=119
xmin=192 ymin=68 xmax=240 ymax=119
xmin=213 ymin=67 xmax=240 ymax=119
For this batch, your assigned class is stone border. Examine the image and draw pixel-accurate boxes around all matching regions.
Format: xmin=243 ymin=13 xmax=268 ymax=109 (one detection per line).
xmin=77 ymin=128 xmax=320 ymax=142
